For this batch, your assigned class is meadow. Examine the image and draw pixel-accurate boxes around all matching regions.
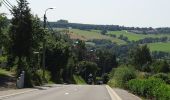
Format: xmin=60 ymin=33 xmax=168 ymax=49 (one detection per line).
xmin=69 ymin=29 xmax=126 ymax=44
xmin=108 ymin=30 xmax=170 ymax=41
xmin=148 ymin=42 xmax=170 ymax=52
xmin=55 ymin=28 xmax=170 ymax=52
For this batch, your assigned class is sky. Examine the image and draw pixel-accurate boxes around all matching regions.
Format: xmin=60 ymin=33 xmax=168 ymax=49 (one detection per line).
xmin=1 ymin=0 xmax=170 ymax=28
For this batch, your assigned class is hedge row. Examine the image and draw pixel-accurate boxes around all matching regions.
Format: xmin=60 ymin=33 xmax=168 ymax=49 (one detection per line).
xmin=128 ymin=78 xmax=170 ymax=100
xmin=108 ymin=66 xmax=136 ymax=88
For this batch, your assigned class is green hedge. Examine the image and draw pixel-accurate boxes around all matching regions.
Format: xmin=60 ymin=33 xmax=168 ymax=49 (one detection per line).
xmin=108 ymin=66 xmax=136 ymax=88
xmin=151 ymin=73 xmax=170 ymax=84
xmin=128 ymin=78 xmax=170 ymax=99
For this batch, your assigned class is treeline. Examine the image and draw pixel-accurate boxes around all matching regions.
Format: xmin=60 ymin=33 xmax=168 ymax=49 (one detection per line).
xmin=87 ymin=39 xmax=170 ymax=63
xmin=135 ymin=37 xmax=169 ymax=44
xmin=49 ymin=19 xmax=170 ymax=34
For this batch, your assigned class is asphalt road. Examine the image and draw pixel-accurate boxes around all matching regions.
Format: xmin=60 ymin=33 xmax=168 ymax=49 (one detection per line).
xmin=2 ymin=85 xmax=115 ymax=100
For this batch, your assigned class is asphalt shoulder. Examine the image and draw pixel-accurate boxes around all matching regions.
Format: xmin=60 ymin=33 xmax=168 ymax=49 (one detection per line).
xmin=113 ymin=88 xmax=141 ymax=100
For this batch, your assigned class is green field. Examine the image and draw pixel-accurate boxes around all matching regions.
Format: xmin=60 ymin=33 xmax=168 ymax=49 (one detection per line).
xmin=108 ymin=30 xmax=170 ymax=41
xmin=70 ymin=29 xmax=126 ymax=44
xmin=55 ymin=28 xmax=170 ymax=52
xmin=148 ymin=42 xmax=170 ymax=52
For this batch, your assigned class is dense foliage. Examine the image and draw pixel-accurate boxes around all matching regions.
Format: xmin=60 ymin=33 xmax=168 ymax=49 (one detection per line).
xmin=108 ymin=66 xmax=136 ymax=88
xmin=128 ymin=78 xmax=170 ymax=99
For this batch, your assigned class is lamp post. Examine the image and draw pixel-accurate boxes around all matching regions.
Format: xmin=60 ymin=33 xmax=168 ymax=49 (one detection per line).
xmin=42 ymin=7 xmax=55 ymax=82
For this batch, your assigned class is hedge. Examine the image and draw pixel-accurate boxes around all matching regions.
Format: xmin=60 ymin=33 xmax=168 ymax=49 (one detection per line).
xmin=128 ymin=78 xmax=170 ymax=100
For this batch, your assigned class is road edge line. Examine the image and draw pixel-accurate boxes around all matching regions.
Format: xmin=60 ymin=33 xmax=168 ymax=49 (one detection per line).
xmin=105 ymin=85 xmax=122 ymax=100
xmin=0 ymin=89 xmax=38 ymax=99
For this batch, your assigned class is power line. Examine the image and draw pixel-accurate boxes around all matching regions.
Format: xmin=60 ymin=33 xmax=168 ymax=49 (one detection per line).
xmin=2 ymin=0 xmax=13 ymax=10
xmin=2 ymin=0 xmax=12 ymax=9
xmin=1 ymin=0 xmax=11 ymax=11
xmin=4 ymin=0 xmax=13 ymax=8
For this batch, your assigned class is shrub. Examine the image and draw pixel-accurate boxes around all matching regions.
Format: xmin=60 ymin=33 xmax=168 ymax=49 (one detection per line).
xmin=128 ymin=78 xmax=170 ymax=99
xmin=73 ymin=75 xmax=86 ymax=84
xmin=150 ymin=60 xmax=170 ymax=73
xmin=136 ymin=72 xmax=151 ymax=79
xmin=32 ymin=69 xmax=51 ymax=85
xmin=102 ymin=73 xmax=109 ymax=84
xmin=109 ymin=66 xmax=136 ymax=88
xmin=152 ymin=73 xmax=170 ymax=84
xmin=153 ymin=84 xmax=170 ymax=100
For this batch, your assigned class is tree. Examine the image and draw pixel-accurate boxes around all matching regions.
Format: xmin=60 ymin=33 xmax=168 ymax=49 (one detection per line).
xmin=101 ymin=30 xmax=107 ymax=35
xmin=9 ymin=0 xmax=33 ymax=62
xmin=77 ymin=61 xmax=98 ymax=82
xmin=46 ymin=38 xmax=71 ymax=83
xmin=32 ymin=15 xmax=44 ymax=51
xmin=8 ymin=0 xmax=39 ymax=87
xmin=0 ymin=5 xmax=8 ymax=49
xmin=151 ymin=60 xmax=170 ymax=73
xmin=73 ymin=40 xmax=86 ymax=61
xmin=96 ymin=50 xmax=118 ymax=75
xmin=129 ymin=45 xmax=152 ymax=71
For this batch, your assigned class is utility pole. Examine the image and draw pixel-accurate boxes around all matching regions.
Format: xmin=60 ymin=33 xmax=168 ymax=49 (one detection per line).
xmin=42 ymin=8 xmax=55 ymax=82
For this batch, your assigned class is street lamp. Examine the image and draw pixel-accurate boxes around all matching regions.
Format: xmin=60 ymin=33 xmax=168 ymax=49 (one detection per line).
xmin=42 ymin=7 xmax=55 ymax=82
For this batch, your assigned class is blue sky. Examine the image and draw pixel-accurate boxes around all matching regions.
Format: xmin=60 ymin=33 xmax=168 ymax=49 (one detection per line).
xmin=1 ymin=0 xmax=170 ymax=28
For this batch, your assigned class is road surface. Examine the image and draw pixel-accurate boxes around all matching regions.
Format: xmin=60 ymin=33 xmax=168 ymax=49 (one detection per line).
xmin=1 ymin=85 xmax=117 ymax=100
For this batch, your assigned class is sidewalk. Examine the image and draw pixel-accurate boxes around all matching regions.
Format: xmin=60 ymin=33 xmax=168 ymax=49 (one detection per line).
xmin=0 ymin=88 xmax=37 ymax=99
xmin=113 ymin=88 xmax=141 ymax=100
xmin=0 ymin=84 xmax=58 ymax=98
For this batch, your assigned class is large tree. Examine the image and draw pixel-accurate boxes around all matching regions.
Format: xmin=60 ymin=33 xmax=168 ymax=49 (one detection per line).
xmin=129 ymin=45 xmax=152 ymax=71
xmin=9 ymin=0 xmax=33 ymax=60
xmin=96 ymin=50 xmax=118 ymax=75
xmin=8 ymin=0 xmax=47 ymax=87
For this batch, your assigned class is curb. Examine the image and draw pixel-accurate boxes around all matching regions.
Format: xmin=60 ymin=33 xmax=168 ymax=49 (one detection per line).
xmin=106 ymin=85 xmax=122 ymax=100
xmin=0 ymin=89 xmax=38 ymax=99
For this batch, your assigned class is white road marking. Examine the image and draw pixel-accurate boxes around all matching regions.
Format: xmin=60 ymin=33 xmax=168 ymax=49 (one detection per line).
xmin=105 ymin=85 xmax=122 ymax=100
xmin=65 ymin=92 xmax=69 ymax=95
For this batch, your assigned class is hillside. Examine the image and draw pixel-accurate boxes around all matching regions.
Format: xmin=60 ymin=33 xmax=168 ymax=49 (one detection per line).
xmin=70 ymin=29 xmax=126 ymax=44
xmin=108 ymin=30 xmax=170 ymax=41
xmin=55 ymin=28 xmax=170 ymax=52
xmin=55 ymin=28 xmax=126 ymax=45
xmin=148 ymin=42 xmax=170 ymax=52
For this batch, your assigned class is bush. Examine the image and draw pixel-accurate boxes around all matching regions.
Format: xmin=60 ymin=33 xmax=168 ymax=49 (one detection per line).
xmin=32 ymin=70 xmax=52 ymax=85
xmin=153 ymin=84 xmax=170 ymax=100
xmin=128 ymin=78 xmax=170 ymax=99
xmin=102 ymin=73 xmax=109 ymax=84
xmin=150 ymin=60 xmax=170 ymax=73
xmin=152 ymin=73 xmax=170 ymax=84
xmin=108 ymin=66 xmax=136 ymax=88
xmin=136 ymin=72 xmax=151 ymax=79
xmin=73 ymin=75 xmax=86 ymax=84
